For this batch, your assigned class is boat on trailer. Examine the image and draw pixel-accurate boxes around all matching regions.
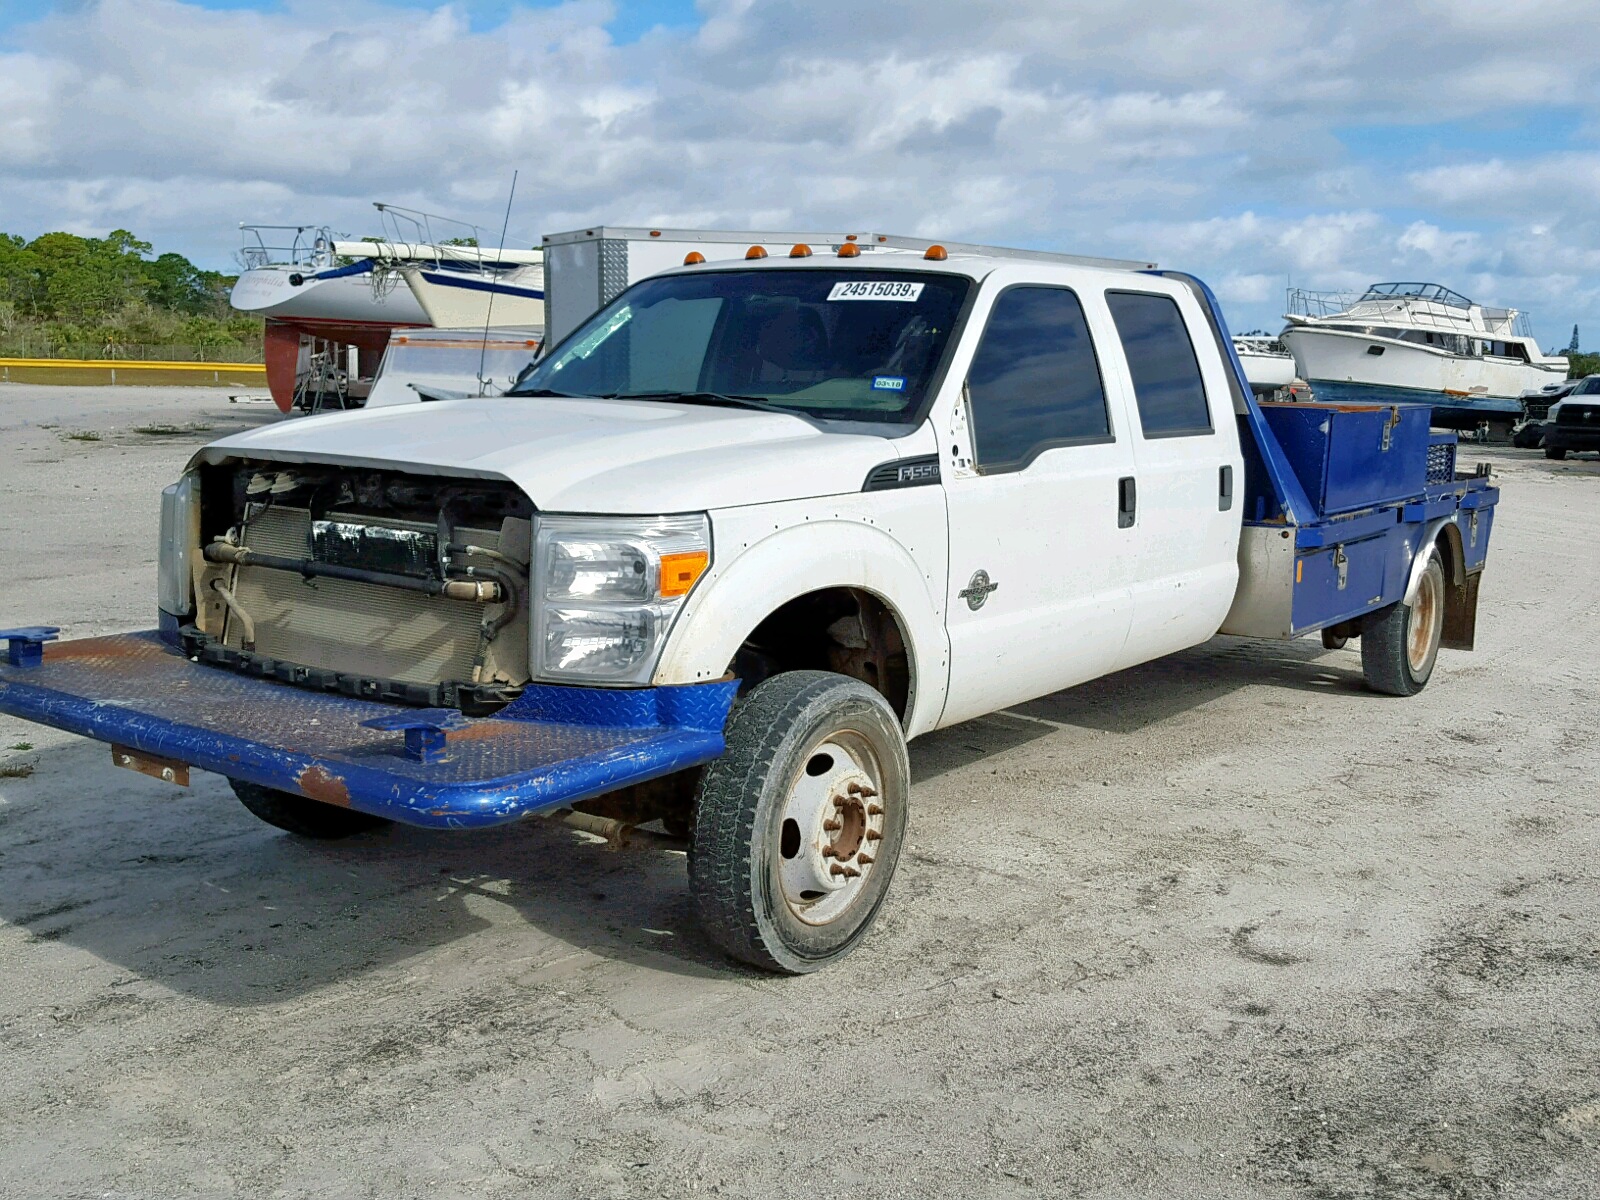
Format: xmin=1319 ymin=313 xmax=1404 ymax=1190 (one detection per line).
xmin=1280 ymin=283 xmax=1567 ymax=431
xmin=229 ymin=207 xmax=545 ymax=414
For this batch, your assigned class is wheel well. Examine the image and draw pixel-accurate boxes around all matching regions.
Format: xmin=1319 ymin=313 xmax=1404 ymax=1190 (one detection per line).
xmin=729 ymin=587 xmax=912 ymax=721
xmin=1436 ymin=521 xmax=1465 ymax=586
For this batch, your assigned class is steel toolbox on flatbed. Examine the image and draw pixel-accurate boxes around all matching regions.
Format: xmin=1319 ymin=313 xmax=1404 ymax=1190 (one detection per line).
xmin=0 ymin=631 xmax=737 ymax=829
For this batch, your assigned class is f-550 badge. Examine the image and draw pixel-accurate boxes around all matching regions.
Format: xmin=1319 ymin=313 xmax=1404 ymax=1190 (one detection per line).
xmin=959 ymin=570 xmax=999 ymax=611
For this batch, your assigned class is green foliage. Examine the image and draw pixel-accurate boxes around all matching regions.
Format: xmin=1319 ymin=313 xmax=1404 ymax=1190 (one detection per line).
xmin=1567 ymin=352 xmax=1599 ymax=379
xmin=0 ymin=228 xmax=260 ymax=360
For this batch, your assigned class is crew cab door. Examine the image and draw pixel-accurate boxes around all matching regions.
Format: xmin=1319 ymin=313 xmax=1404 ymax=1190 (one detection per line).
xmin=938 ymin=280 xmax=1140 ymax=727
xmin=1101 ymin=285 xmax=1244 ymax=661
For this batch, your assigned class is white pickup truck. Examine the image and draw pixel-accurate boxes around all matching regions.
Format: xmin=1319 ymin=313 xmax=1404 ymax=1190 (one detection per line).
xmin=0 ymin=236 xmax=1500 ymax=973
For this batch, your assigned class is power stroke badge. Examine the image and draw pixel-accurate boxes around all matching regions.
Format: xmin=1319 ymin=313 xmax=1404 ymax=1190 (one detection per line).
xmin=959 ymin=570 xmax=999 ymax=611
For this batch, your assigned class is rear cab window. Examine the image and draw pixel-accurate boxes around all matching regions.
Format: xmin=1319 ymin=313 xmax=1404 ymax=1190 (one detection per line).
xmin=1106 ymin=291 xmax=1213 ymax=438
xmin=964 ymin=285 xmax=1112 ymax=472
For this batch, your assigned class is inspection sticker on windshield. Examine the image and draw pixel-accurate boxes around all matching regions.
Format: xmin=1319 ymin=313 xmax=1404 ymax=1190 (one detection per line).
xmin=872 ymin=376 xmax=906 ymax=391
xmin=827 ymin=281 xmax=925 ymax=302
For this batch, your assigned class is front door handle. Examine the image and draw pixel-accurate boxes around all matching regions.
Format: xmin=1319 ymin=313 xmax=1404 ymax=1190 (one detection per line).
xmin=1219 ymin=464 xmax=1234 ymax=511
xmin=1118 ymin=476 xmax=1136 ymax=528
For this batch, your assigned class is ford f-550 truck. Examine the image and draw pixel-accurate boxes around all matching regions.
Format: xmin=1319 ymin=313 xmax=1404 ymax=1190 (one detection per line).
xmin=0 ymin=235 xmax=1499 ymax=973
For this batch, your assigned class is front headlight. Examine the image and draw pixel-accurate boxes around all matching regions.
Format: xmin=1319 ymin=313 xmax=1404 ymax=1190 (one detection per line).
xmin=532 ymin=514 xmax=710 ymax=684
xmin=158 ymin=472 xmax=198 ymax=618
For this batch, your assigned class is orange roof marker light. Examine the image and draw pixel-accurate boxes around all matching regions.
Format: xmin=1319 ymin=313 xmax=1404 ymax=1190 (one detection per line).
xmin=837 ymin=243 xmax=861 ymax=258
xmin=649 ymin=230 xmax=662 ymax=237
xmin=924 ymin=245 xmax=948 ymax=261
xmin=683 ymin=251 xmax=706 ymax=265
xmin=789 ymin=244 xmax=812 ymax=258
xmin=745 ymin=245 xmax=768 ymax=259
xmin=845 ymin=234 xmax=858 ymax=241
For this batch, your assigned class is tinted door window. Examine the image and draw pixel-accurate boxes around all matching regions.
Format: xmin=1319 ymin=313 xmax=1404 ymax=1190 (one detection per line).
xmin=1107 ymin=291 xmax=1212 ymax=438
xmin=966 ymin=286 xmax=1110 ymax=471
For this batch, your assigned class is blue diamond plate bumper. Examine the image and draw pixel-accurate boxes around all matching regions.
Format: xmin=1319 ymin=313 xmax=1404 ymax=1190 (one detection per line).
xmin=0 ymin=631 xmax=738 ymax=829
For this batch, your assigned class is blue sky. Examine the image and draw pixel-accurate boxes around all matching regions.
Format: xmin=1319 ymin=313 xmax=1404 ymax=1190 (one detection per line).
xmin=2 ymin=0 xmax=1598 ymax=345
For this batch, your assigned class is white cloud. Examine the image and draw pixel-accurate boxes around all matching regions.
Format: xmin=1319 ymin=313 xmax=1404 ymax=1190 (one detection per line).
xmin=0 ymin=0 xmax=1597 ymax=338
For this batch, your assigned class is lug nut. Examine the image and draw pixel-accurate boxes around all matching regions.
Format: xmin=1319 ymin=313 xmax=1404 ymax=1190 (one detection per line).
xmin=868 ymin=804 xmax=884 ymax=816
xmin=823 ymin=819 xmax=841 ymax=832
xmin=822 ymin=846 xmax=837 ymax=859
xmin=830 ymin=863 xmax=847 ymax=877
xmin=843 ymin=866 xmax=861 ymax=878
xmin=858 ymin=854 xmax=874 ymax=866
xmin=847 ymin=782 xmax=878 ymax=798
xmin=832 ymin=796 xmax=847 ymax=809
xmin=866 ymin=829 xmax=882 ymax=842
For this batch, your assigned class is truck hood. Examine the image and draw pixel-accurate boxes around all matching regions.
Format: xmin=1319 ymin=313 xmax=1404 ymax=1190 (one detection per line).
xmin=197 ymin=396 xmax=913 ymax=513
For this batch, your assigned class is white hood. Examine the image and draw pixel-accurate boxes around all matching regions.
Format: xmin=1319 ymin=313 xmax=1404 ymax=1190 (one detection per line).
xmin=197 ymin=395 xmax=914 ymax=513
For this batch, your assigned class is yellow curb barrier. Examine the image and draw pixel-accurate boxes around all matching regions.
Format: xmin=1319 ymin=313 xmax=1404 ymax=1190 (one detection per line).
xmin=0 ymin=358 xmax=266 ymax=386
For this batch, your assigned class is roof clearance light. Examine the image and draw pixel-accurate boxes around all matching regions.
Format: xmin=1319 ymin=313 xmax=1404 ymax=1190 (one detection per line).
xmin=745 ymin=245 xmax=768 ymax=259
xmin=683 ymin=251 xmax=706 ymax=265
xmin=845 ymin=234 xmax=858 ymax=242
xmin=924 ymin=245 xmax=948 ymax=261
xmin=838 ymin=243 xmax=860 ymax=258
xmin=790 ymin=244 xmax=812 ymax=258
xmin=659 ymin=550 xmax=710 ymax=598
xmin=649 ymin=230 xmax=661 ymax=237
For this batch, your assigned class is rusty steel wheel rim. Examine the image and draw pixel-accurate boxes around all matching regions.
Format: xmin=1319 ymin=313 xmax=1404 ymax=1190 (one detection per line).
xmin=1407 ymin=561 xmax=1443 ymax=677
xmin=776 ymin=730 xmax=887 ymax=927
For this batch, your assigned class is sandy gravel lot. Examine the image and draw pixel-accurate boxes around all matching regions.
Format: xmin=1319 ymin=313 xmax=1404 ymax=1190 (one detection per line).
xmin=2 ymin=384 xmax=1598 ymax=1199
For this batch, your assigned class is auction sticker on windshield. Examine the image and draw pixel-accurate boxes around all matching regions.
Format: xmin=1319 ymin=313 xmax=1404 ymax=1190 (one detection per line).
xmin=827 ymin=281 xmax=926 ymax=302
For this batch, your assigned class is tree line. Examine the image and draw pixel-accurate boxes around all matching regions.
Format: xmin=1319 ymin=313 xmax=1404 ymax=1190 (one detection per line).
xmin=0 ymin=229 xmax=262 ymax=360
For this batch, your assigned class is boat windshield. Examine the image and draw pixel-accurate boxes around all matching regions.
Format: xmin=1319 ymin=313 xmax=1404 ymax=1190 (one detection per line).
xmin=508 ymin=268 xmax=972 ymax=423
xmin=1359 ymin=282 xmax=1474 ymax=308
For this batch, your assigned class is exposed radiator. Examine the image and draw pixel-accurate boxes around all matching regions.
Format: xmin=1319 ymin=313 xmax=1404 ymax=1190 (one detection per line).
xmin=222 ymin=506 xmax=514 ymax=687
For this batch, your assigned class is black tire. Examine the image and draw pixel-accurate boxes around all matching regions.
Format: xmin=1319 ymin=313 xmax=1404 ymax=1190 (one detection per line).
xmin=1320 ymin=629 xmax=1349 ymax=651
xmin=1545 ymin=445 xmax=1567 ymax=460
xmin=1361 ymin=550 xmax=1445 ymax=697
xmin=689 ymin=671 xmax=909 ymax=974
xmin=1511 ymin=422 xmax=1545 ymax=449
xmin=229 ymin=778 xmax=392 ymax=839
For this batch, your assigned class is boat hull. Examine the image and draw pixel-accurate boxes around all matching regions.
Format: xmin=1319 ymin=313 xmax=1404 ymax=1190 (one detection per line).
xmin=1235 ymin=348 xmax=1297 ymax=391
xmin=231 ymin=264 xmax=430 ymax=326
xmin=1282 ymin=325 xmax=1563 ymax=427
xmin=400 ymin=266 xmax=546 ymax=330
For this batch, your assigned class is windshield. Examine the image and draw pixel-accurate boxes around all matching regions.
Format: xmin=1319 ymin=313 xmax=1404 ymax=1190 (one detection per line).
xmin=510 ymin=268 xmax=972 ymax=422
xmin=1573 ymin=376 xmax=1600 ymax=395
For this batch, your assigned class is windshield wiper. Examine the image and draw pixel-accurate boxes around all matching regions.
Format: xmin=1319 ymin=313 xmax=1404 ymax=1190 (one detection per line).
xmin=504 ymin=386 xmax=592 ymax=399
xmin=607 ymin=391 xmax=786 ymax=414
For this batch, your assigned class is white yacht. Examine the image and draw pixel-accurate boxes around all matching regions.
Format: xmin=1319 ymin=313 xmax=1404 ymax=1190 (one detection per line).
xmin=1280 ymin=283 xmax=1568 ymax=429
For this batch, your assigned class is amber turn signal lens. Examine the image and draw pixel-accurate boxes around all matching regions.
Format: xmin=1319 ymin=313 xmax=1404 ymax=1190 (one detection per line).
xmin=837 ymin=243 xmax=860 ymax=258
xmin=790 ymin=243 xmax=812 ymax=258
xmin=659 ymin=550 xmax=710 ymax=598
xmin=683 ymin=251 xmax=706 ymax=265
xmin=924 ymin=244 xmax=948 ymax=260
xmin=745 ymin=245 xmax=768 ymax=259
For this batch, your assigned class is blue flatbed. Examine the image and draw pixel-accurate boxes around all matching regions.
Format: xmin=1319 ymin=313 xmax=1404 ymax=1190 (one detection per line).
xmin=0 ymin=631 xmax=736 ymax=829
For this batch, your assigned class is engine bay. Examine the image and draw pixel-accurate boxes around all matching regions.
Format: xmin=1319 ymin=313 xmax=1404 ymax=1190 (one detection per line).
xmin=186 ymin=459 xmax=534 ymax=712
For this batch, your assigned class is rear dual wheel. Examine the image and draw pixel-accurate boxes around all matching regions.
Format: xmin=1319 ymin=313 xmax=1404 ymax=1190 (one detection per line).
xmin=689 ymin=671 xmax=909 ymax=974
xmin=1361 ymin=550 xmax=1445 ymax=696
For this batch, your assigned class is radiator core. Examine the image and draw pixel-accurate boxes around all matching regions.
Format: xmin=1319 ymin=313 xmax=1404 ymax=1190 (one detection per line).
xmin=223 ymin=506 xmax=512 ymax=687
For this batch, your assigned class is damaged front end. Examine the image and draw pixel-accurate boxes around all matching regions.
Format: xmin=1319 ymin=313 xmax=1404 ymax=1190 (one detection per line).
xmin=170 ymin=460 xmax=534 ymax=712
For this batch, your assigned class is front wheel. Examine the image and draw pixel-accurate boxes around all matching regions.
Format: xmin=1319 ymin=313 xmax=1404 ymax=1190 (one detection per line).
xmin=689 ymin=671 xmax=909 ymax=974
xmin=1360 ymin=550 xmax=1445 ymax=696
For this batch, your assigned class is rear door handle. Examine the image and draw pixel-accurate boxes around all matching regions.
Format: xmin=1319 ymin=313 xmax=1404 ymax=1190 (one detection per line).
xmin=1118 ymin=476 xmax=1136 ymax=528
xmin=1219 ymin=464 xmax=1234 ymax=511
